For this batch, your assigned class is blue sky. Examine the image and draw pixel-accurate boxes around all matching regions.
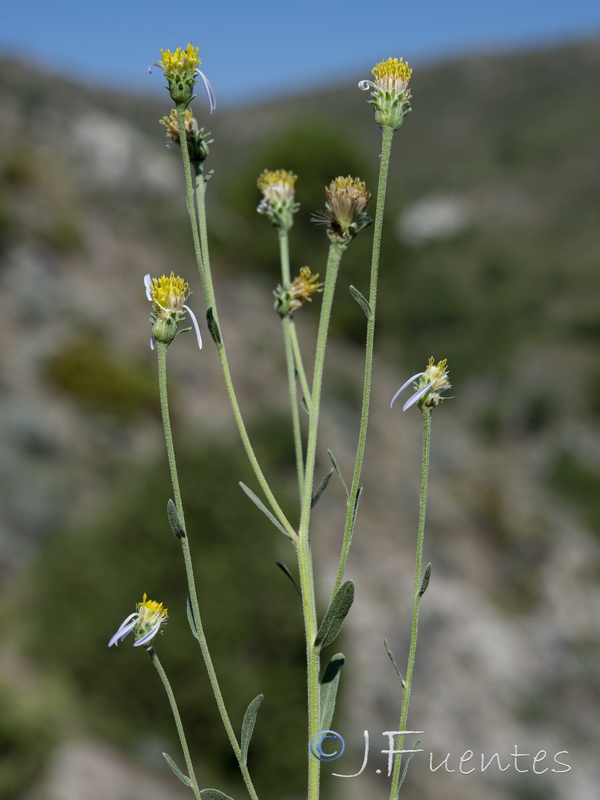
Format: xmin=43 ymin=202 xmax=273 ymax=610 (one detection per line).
xmin=2 ymin=0 xmax=599 ymax=106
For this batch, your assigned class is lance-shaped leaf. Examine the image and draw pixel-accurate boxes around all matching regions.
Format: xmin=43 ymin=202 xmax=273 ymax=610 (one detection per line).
xmin=397 ymin=740 xmax=422 ymax=792
xmin=327 ymin=449 xmax=348 ymax=498
xmin=241 ymin=694 xmax=264 ymax=765
xmin=319 ymin=653 xmax=345 ymax=732
xmin=315 ymin=581 xmax=355 ymax=649
xmin=384 ymin=637 xmax=406 ymax=687
xmin=275 ymin=561 xmax=301 ymax=597
xmin=418 ymin=563 xmax=432 ymax=598
xmin=167 ymin=499 xmax=186 ymax=539
xmin=206 ymin=307 xmax=221 ymax=345
xmin=201 ymin=791 xmax=235 ymax=800
xmin=239 ymin=482 xmax=292 ymax=539
xmin=311 ymin=468 xmax=334 ymax=508
xmin=349 ymin=285 xmax=373 ymax=320
xmin=187 ymin=598 xmax=199 ymax=641
xmin=162 ymin=752 xmax=192 ymax=787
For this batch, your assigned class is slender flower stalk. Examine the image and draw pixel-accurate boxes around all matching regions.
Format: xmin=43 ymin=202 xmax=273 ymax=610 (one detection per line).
xmin=389 ymin=409 xmax=432 ymax=800
xmin=290 ymin=323 xmax=312 ymax=412
xmin=155 ymin=341 xmax=260 ymax=800
xmin=332 ymin=124 xmax=395 ymax=595
xmin=278 ymin=230 xmax=306 ymax=499
xmin=183 ymin=129 xmax=295 ymax=538
xmin=147 ymin=647 xmax=202 ymax=800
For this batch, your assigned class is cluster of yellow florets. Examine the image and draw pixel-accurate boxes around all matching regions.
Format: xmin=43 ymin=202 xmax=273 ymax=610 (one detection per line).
xmin=372 ymin=57 xmax=412 ymax=92
xmin=257 ymin=169 xmax=298 ymax=201
xmin=158 ymin=44 xmax=200 ymax=77
xmin=290 ymin=267 xmax=324 ymax=307
xmin=421 ymin=357 xmax=451 ymax=398
xmin=137 ymin=593 xmax=169 ymax=623
xmin=159 ymin=108 xmax=195 ymax=144
xmin=149 ymin=273 xmax=189 ymax=313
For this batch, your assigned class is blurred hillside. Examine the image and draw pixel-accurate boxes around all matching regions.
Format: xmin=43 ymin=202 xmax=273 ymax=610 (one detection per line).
xmin=0 ymin=37 xmax=599 ymax=800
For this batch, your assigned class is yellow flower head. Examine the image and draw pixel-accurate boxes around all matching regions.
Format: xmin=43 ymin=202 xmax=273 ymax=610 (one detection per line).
xmin=144 ymin=273 xmax=202 ymax=349
xmin=257 ymin=169 xmax=300 ymax=230
xmin=371 ymin=57 xmax=412 ymax=94
xmin=257 ymin=169 xmax=298 ymax=204
xmin=159 ymin=108 xmax=212 ymax=163
xmin=108 ymin=593 xmax=169 ymax=648
xmin=273 ymin=267 xmax=323 ymax=317
xmin=391 ymin=357 xmax=451 ymax=412
xmin=290 ymin=267 xmax=323 ymax=307
xmin=148 ymin=272 xmax=189 ymax=314
xmin=157 ymin=44 xmax=200 ymax=80
xmin=159 ymin=108 xmax=195 ymax=145
xmin=137 ymin=593 xmax=169 ymax=626
xmin=150 ymin=43 xmax=215 ymax=111
xmin=422 ymin=357 xmax=450 ymax=398
xmin=359 ymin=56 xmax=413 ymax=131
xmin=318 ymin=176 xmax=372 ymax=244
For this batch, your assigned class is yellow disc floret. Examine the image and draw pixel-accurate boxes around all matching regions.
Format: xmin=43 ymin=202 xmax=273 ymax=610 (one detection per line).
xmin=422 ymin=357 xmax=450 ymax=396
xmin=372 ymin=57 xmax=412 ymax=91
xmin=137 ymin=592 xmax=169 ymax=622
xmin=257 ymin=169 xmax=297 ymax=198
xmin=159 ymin=43 xmax=200 ymax=77
xmin=149 ymin=272 xmax=189 ymax=313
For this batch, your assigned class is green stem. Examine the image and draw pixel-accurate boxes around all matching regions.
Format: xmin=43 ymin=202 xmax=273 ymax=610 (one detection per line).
xmin=147 ymin=647 xmax=202 ymax=800
xmin=193 ymin=164 xmax=217 ymax=311
xmin=186 ymin=143 xmax=295 ymax=539
xmin=176 ymin=105 xmax=210 ymax=309
xmin=296 ymin=241 xmax=345 ymax=800
xmin=389 ymin=409 xmax=431 ymax=800
xmin=333 ymin=124 xmax=395 ymax=596
xmin=156 ymin=342 xmax=261 ymax=800
xmin=278 ymin=230 xmax=304 ymax=499
xmin=289 ymin=321 xmax=312 ymax=412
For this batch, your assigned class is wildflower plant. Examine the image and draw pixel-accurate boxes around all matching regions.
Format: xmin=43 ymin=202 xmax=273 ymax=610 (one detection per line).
xmin=108 ymin=45 xmax=452 ymax=800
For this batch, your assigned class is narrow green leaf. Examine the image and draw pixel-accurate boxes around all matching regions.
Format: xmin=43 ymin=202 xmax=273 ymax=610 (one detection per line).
xmin=167 ymin=499 xmax=186 ymax=539
xmin=320 ymin=653 xmax=345 ymax=731
xmin=397 ymin=740 xmax=421 ymax=792
xmin=241 ymin=694 xmax=264 ymax=765
xmin=350 ymin=487 xmax=362 ymax=531
xmin=418 ymin=563 xmax=432 ymax=598
xmin=162 ymin=752 xmax=192 ymax=787
xmin=311 ymin=469 xmax=334 ymax=508
xmin=349 ymin=285 xmax=373 ymax=320
xmin=384 ymin=637 xmax=406 ymax=687
xmin=275 ymin=562 xmax=301 ymax=597
xmin=187 ymin=598 xmax=199 ymax=641
xmin=200 ymin=790 xmax=235 ymax=800
xmin=327 ymin=449 xmax=348 ymax=498
xmin=206 ymin=307 xmax=222 ymax=345
xmin=315 ymin=581 xmax=355 ymax=649
xmin=239 ymin=482 xmax=291 ymax=539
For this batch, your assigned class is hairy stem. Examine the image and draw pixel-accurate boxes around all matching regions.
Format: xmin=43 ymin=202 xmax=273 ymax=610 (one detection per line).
xmin=156 ymin=342 xmax=261 ymax=800
xmin=296 ymin=242 xmax=345 ymax=800
xmin=333 ymin=124 xmax=395 ymax=595
xmin=389 ymin=409 xmax=431 ymax=800
xmin=278 ymin=229 xmax=305 ymax=499
xmin=148 ymin=647 xmax=202 ymax=799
